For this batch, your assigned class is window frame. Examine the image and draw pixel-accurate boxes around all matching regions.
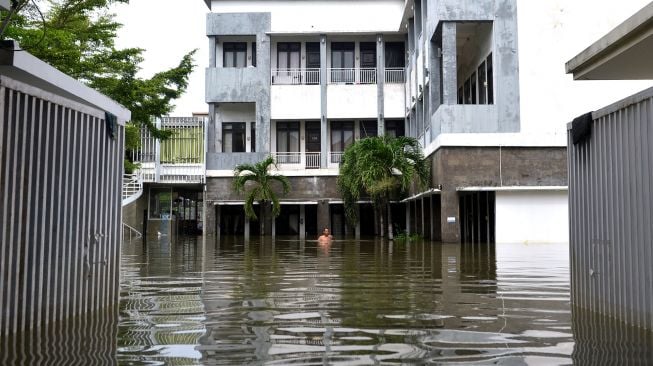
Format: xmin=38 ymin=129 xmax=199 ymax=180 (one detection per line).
xmin=223 ymin=42 xmax=247 ymax=68
xmin=222 ymin=122 xmax=246 ymax=153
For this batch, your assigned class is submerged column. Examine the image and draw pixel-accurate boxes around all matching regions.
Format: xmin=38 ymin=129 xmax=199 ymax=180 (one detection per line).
xmin=440 ymin=190 xmax=460 ymax=243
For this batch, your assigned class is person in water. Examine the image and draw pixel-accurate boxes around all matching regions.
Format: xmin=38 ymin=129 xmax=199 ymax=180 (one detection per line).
xmin=318 ymin=227 xmax=333 ymax=242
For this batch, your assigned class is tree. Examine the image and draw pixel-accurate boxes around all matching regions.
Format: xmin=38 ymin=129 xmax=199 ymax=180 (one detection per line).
xmin=338 ymin=136 xmax=429 ymax=240
xmin=1 ymin=0 xmax=196 ymax=167
xmin=233 ymin=157 xmax=291 ymax=236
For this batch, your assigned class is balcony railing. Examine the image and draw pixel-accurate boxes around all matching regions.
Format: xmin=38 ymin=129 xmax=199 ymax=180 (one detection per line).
xmin=330 ymin=152 xmax=344 ymax=164
xmin=328 ymin=68 xmax=378 ymax=84
xmin=140 ymin=163 xmax=204 ymax=184
xmin=385 ymin=68 xmax=405 ymax=84
xmin=272 ymin=152 xmax=321 ymax=169
xmin=271 ymin=68 xmax=320 ymax=85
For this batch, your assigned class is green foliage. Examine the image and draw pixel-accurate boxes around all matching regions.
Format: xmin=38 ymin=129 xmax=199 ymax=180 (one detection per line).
xmin=233 ymin=156 xmax=291 ymax=221
xmin=338 ymin=136 xmax=429 ymax=227
xmin=2 ymin=0 xmax=196 ymax=142
xmin=124 ymin=121 xmax=140 ymax=150
xmin=123 ymin=159 xmax=139 ymax=174
xmin=394 ymin=231 xmax=422 ymax=243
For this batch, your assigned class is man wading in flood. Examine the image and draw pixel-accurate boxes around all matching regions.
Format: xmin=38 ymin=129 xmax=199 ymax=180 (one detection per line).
xmin=318 ymin=227 xmax=333 ymax=243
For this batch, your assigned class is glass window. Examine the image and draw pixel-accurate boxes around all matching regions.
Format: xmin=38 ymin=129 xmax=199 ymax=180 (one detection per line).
xmin=278 ymin=42 xmax=301 ymax=69
xmin=306 ymin=42 xmax=321 ymax=69
xmin=487 ymin=53 xmax=494 ymax=104
xmin=223 ymin=42 xmax=247 ymax=68
xmin=478 ymin=61 xmax=487 ymax=104
xmin=330 ymin=121 xmax=354 ymax=152
xmin=386 ymin=120 xmax=405 ymax=138
xmin=360 ymin=42 xmax=376 ymax=68
xmin=222 ymin=122 xmax=246 ymax=152
xmin=276 ymin=122 xmax=300 ymax=153
xmin=331 ymin=42 xmax=355 ymax=83
xmin=149 ymin=187 xmax=172 ymax=220
xmin=360 ymin=120 xmax=378 ymax=138
xmin=385 ymin=42 xmax=405 ymax=68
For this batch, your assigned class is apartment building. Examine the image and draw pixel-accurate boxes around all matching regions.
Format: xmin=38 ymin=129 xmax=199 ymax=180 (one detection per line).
xmin=202 ymin=0 xmax=568 ymax=243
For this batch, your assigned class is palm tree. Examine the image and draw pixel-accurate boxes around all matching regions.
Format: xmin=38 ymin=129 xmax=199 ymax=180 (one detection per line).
xmin=233 ymin=156 xmax=290 ymax=236
xmin=338 ymin=136 xmax=429 ymax=240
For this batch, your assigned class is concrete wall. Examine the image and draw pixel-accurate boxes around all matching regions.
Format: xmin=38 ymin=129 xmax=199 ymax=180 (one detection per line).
xmin=0 ymin=76 xmax=125 ymax=335
xmin=122 ymin=191 xmax=148 ymax=236
xmin=495 ymin=190 xmax=569 ymax=244
xmin=429 ymin=146 xmax=568 ymax=243
xmin=271 ymin=86 xmax=321 ymax=120
xmin=327 ymin=85 xmax=378 ymax=119
xmin=568 ymin=86 xmax=653 ymax=330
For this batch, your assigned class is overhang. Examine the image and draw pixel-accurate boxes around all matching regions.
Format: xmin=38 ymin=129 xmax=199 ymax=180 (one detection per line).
xmin=0 ymin=40 xmax=131 ymax=124
xmin=566 ymin=2 xmax=653 ymax=80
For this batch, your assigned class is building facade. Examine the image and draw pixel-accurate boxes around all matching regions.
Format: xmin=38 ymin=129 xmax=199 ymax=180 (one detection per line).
xmin=202 ymin=0 xmax=568 ymax=243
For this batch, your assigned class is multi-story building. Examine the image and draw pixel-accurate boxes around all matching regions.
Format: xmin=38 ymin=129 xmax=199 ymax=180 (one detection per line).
xmin=201 ymin=0 xmax=568 ymax=243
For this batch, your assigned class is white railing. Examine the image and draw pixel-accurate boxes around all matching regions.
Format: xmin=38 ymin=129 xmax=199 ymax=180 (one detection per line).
xmin=271 ymin=68 xmax=320 ymax=85
xmin=159 ymin=164 xmax=204 ymax=183
xmin=305 ymin=152 xmax=321 ymax=169
xmin=122 ymin=222 xmax=142 ymax=242
xmin=359 ymin=68 xmax=377 ymax=84
xmin=122 ymin=173 xmax=143 ymax=206
xmin=385 ymin=68 xmax=405 ymax=84
xmin=271 ymin=152 xmax=322 ymax=169
xmin=329 ymin=68 xmax=356 ymax=84
xmin=330 ymin=152 xmax=344 ymax=164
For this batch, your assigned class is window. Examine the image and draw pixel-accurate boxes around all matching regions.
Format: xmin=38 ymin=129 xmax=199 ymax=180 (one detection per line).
xmin=251 ymin=42 xmax=256 ymax=67
xmin=251 ymin=124 xmax=256 ymax=152
xmin=223 ymin=42 xmax=247 ymax=68
xmin=149 ymin=187 xmax=172 ymax=220
xmin=487 ymin=53 xmax=494 ymax=104
xmin=222 ymin=122 xmax=246 ymax=152
xmin=331 ymin=42 xmax=355 ymax=83
xmin=278 ymin=42 xmax=301 ymax=70
xmin=276 ymin=121 xmax=300 ymax=153
xmin=306 ymin=42 xmax=321 ymax=69
xmin=360 ymin=120 xmax=378 ymax=138
xmin=478 ymin=61 xmax=487 ymax=104
xmin=386 ymin=120 xmax=405 ymax=138
xmin=385 ymin=42 xmax=405 ymax=68
xmin=330 ymin=121 xmax=354 ymax=154
xmin=360 ymin=42 xmax=376 ymax=68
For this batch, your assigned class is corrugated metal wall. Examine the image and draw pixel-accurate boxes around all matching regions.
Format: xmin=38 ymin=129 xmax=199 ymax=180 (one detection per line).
xmin=0 ymin=77 xmax=124 ymax=335
xmin=568 ymin=86 xmax=653 ymax=330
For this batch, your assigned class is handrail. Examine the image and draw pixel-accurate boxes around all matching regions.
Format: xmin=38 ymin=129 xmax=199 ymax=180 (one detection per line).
xmin=122 ymin=222 xmax=142 ymax=242
xmin=271 ymin=68 xmax=320 ymax=85
xmin=122 ymin=173 xmax=143 ymax=206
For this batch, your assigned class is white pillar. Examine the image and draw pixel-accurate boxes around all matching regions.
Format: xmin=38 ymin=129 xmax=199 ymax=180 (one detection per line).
xmin=299 ymin=205 xmax=306 ymax=240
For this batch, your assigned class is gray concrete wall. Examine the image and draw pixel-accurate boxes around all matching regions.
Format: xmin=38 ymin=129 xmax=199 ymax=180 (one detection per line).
xmin=427 ymin=146 xmax=568 ymax=243
xmin=206 ymin=12 xmax=272 ymax=160
xmin=568 ymin=86 xmax=653 ymax=330
xmin=122 ymin=190 xmax=148 ymax=236
xmin=0 ymin=79 xmax=124 ymax=335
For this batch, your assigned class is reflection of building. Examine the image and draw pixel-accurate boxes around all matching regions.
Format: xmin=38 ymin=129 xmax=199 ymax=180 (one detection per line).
xmin=201 ymin=0 xmax=568 ymax=243
xmin=123 ymin=115 xmax=207 ymax=236
xmin=566 ymin=3 xmax=653 ymax=330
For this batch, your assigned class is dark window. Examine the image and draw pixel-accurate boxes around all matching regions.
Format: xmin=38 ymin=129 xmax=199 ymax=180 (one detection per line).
xmin=458 ymin=86 xmax=464 ymax=104
xmin=277 ymin=42 xmax=301 ymax=69
xmin=306 ymin=42 xmax=321 ymax=69
xmin=223 ymin=42 xmax=247 ymax=68
xmin=385 ymin=42 xmax=405 ymax=68
xmin=386 ymin=120 xmax=405 ymax=137
xmin=471 ymin=72 xmax=477 ymax=104
xmin=223 ymin=122 xmax=246 ymax=152
xmin=464 ymin=78 xmax=471 ymax=104
xmin=360 ymin=120 xmax=378 ymax=138
xmin=360 ymin=42 xmax=376 ymax=68
xmin=251 ymin=124 xmax=256 ymax=152
xmin=487 ymin=53 xmax=494 ymax=104
xmin=330 ymin=121 xmax=354 ymax=153
xmin=478 ymin=61 xmax=487 ymax=104
xmin=331 ymin=42 xmax=355 ymax=83
xmin=305 ymin=121 xmax=321 ymax=153
xmin=276 ymin=122 xmax=300 ymax=153
xmin=251 ymin=42 xmax=256 ymax=67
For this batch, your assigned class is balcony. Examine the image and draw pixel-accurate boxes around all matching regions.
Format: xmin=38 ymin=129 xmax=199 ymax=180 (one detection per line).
xmin=271 ymin=152 xmax=321 ymax=170
xmin=271 ymin=68 xmax=320 ymax=85
xmin=384 ymin=68 xmax=405 ymax=83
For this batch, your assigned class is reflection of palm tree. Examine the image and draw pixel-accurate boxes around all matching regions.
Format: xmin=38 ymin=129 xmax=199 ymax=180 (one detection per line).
xmin=233 ymin=157 xmax=290 ymax=235
xmin=338 ymin=136 xmax=428 ymax=240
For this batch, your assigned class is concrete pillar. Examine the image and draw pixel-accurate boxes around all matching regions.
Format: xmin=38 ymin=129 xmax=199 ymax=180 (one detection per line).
xmin=421 ymin=197 xmax=426 ymax=237
xmin=244 ymin=216 xmax=250 ymax=241
xmin=376 ymin=34 xmax=385 ymax=136
xmin=440 ymin=190 xmax=460 ymax=243
xmin=317 ymin=200 xmax=330 ymax=233
xmin=405 ymin=202 xmax=411 ymax=235
xmin=430 ymin=195 xmax=435 ymax=240
xmin=216 ymin=204 xmax=221 ymax=240
xmin=272 ymin=216 xmax=276 ymax=238
xmin=441 ymin=22 xmax=458 ymax=106
xmin=209 ymin=36 xmax=216 ymax=68
xmin=320 ymin=34 xmax=328 ymax=168
xmin=299 ymin=205 xmax=306 ymax=240
xmin=204 ymin=202 xmax=217 ymax=237
xmin=355 ymin=205 xmax=361 ymax=240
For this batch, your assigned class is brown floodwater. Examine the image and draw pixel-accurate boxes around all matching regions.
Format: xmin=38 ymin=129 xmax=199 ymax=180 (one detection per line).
xmin=2 ymin=234 xmax=651 ymax=365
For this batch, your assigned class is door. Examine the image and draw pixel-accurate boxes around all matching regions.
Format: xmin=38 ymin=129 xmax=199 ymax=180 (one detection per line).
xmin=305 ymin=121 xmax=321 ymax=168
xmin=276 ymin=42 xmax=301 ymax=83
xmin=331 ymin=42 xmax=354 ymax=83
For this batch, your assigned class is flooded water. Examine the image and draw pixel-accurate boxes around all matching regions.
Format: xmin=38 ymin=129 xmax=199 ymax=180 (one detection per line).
xmin=115 ymin=236 xmax=651 ymax=365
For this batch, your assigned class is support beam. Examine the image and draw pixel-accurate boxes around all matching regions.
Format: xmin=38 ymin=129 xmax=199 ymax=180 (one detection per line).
xmin=376 ymin=34 xmax=385 ymax=136
xmin=320 ymin=34 xmax=328 ymax=168
xmin=440 ymin=190 xmax=460 ymax=243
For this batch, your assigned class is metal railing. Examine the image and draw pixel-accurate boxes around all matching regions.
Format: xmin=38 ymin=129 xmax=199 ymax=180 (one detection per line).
xmin=122 ymin=173 xmax=143 ymax=206
xmin=271 ymin=152 xmax=322 ymax=169
xmin=328 ymin=68 xmax=378 ymax=84
xmin=359 ymin=68 xmax=377 ymax=84
xmin=271 ymin=68 xmax=320 ymax=85
xmin=330 ymin=152 xmax=344 ymax=164
xmin=158 ymin=164 xmax=205 ymax=184
xmin=122 ymin=222 xmax=142 ymax=242
xmin=385 ymin=68 xmax=405 ymax=84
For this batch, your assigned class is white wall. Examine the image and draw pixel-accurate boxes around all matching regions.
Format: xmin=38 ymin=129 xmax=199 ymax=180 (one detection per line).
xmin=495 ymin=190 xmax=569 ymax=244
xmin=327 ymin=85 xmax=378 ymax=119
xmin=211 ymin=0 xmax=405 ymax=33
xmin=384 ymin=84 xmax=406 ymax=118
xmin=271 ymin=85 xmax=321 ymax=120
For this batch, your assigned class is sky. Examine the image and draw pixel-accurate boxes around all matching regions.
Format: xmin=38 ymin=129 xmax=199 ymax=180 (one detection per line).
xmin=113 ymin=0 xmax=652 ymax=136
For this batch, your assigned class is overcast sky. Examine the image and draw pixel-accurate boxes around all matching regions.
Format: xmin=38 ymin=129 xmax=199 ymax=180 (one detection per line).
xmin=113 ymin=0 xmax=652 ymax=136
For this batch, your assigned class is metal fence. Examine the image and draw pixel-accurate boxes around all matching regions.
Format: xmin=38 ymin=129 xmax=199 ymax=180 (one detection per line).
xmin=567 ymin=86 xmax=653 ymax=330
